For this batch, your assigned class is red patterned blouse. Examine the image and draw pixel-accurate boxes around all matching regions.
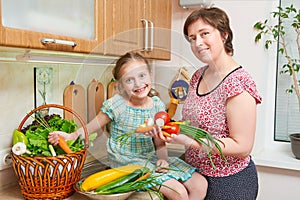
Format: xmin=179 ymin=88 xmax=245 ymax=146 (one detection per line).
xmin=182 ymin=66 xmax=262 ymax=177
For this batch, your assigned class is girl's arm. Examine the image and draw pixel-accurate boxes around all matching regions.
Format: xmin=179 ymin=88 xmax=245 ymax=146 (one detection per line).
xmin=74 ymin=111 xmax=111 ymax=139
xmin=48 ymin=111 xmax=111 ymax=145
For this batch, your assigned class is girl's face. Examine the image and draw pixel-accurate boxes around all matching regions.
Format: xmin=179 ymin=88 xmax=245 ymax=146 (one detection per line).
xmin=118 ymin=60 xmax=152 ymax=99
xmin=187 ymin=19 xmax=227 ymax=64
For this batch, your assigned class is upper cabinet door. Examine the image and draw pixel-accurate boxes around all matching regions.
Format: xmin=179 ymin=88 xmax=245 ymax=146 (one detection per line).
xmin=104 ymin=0 xmax=172 ymax=60
xmin=143 ymin=0 xmax=172 ymax=60
xmin=0 ymin=0 xmax=104 ymax=54
xmin=104 ymin=0 xmax=144 ymax=56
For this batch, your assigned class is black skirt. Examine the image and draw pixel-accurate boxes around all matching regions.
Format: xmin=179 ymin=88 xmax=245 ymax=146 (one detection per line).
xmin=204 ymin=159 xmax=258 ymax=200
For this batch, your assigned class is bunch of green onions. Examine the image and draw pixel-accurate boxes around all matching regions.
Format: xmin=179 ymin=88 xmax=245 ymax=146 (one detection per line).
xmin=179 ymin=124 xmax=227 ymax=168
xmin=116 ymin=122 xmax=227 ymax=168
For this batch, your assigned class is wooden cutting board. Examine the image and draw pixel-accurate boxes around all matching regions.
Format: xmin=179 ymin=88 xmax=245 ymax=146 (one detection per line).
xmin=63 ymin=81 xmax=87 ymax=126
xmin=169 ymin=67 xmax=190 ymax=104
xmin=107 ymin=79 xmax=119 ymax=99
xmin=87 ymin=79 xmax=104 ymax=122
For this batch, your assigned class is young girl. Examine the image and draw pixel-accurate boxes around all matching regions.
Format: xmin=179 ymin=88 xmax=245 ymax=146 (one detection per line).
xmin=48 ymin=52 xmax=207 ymax=200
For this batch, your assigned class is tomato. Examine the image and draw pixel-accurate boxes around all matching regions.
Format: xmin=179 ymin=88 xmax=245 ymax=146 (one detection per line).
xmin=162 ymin=123 xmax=180 ymax=135
xmin=154 ymin=111 xmax=170 ymax=126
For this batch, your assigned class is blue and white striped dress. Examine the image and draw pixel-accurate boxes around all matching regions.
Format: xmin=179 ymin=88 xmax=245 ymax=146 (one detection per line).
xmin=101 ymin=94 xmax=198 ymax=184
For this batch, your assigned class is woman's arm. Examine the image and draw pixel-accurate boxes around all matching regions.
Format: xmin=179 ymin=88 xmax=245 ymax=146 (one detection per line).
xmin=215 ymin=91 xmax=257 ymax=157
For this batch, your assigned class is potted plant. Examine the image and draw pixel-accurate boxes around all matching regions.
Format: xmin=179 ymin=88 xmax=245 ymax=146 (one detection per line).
xmin=253 ymin=4 xmax=300 ymax=158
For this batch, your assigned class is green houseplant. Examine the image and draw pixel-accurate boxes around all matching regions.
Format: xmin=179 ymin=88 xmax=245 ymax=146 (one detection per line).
xmin=254 ymin=4 xmax=300 ymax=158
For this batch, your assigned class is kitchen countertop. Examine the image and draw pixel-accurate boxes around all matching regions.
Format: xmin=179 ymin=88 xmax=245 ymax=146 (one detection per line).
xmin=0 ymin=184 xmax=159 ymax=200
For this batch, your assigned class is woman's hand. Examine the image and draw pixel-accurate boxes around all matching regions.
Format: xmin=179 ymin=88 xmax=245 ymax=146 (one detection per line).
xmin=155 ymin=159 xmax=169 ymax=173
xmin=48 ymin=131 xmax=77 ymax=146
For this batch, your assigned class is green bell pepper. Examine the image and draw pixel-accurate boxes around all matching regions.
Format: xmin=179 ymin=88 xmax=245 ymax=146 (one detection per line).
xmin=13 ymin=129 xmax=28 ymax=145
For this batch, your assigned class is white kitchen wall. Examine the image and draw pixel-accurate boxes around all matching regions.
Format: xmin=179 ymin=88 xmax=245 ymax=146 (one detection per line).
xmin=1 ymin=0 xmax=300 ymax=199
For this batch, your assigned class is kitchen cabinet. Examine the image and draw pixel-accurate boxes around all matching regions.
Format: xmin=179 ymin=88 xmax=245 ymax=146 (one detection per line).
xmin=0 ymin=0 xmax=105 ymax=54
xmin=104 ymin=0 xmax=172 ymax=60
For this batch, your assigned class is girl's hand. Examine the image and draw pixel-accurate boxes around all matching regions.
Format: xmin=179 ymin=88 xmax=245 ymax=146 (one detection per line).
xmin=143 ymin=126 xmax=161 ymax=138
xmin=48 ymin=131 xmax=77 ymax=146
xmin=156 ymin=159 xmax=169 ymax=173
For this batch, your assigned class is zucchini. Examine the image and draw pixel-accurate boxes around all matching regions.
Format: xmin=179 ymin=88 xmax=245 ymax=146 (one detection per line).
xmin=81 ymin=165 xmax=142 ymax=191
xmin=95 ymin=167 xmax=149 ymax=193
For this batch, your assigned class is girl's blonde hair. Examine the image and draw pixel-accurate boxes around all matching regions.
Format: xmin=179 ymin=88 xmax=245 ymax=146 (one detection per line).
xmin=113 ymin=52 xmax=151 ymax=80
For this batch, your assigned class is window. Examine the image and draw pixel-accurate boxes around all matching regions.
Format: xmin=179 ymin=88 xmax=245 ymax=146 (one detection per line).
xmin=274 ymin=0 xmax=300 ymax=141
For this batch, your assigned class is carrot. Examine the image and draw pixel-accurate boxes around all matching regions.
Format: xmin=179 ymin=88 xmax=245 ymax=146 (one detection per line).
xmin=161 ymin=125 xmax=172 ymax=129
xmin=58 ymin=135 xmax=73 ymax=154
xmin=162 ymin=131 xmax=171 ymax=137
xmin=135 ymin=125 xmax=156 ymax=133
xmin=134 ymin=172 xmax=151 ymax=182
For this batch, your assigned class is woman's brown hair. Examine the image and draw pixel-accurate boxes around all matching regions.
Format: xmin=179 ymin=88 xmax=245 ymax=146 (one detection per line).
xmin=183 ymin=7 xmax=234 ymax=56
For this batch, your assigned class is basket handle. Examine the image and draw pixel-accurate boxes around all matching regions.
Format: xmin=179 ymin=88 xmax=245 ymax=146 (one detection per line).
xmin=18 ymin=104 xmax=89 ymax=147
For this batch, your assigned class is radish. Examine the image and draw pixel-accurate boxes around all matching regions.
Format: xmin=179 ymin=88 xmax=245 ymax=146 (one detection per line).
xmin=154 ymin=111 xmax=170 ymax=126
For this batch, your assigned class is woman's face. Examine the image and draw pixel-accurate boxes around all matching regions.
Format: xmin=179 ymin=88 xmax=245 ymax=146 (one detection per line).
xmin=118 ymin=60 xmax=152 ymax=99
xmin=187 ymin=18 xmax=226 ymax=64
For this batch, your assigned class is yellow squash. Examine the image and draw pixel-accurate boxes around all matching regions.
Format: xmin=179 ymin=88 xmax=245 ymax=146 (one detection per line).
xmin=81 ymin=165 xmax=142 ymax=191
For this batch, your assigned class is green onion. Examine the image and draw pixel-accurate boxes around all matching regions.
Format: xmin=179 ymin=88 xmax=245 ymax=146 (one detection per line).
xmin=179 ymin=124 xmax=227 ymax=168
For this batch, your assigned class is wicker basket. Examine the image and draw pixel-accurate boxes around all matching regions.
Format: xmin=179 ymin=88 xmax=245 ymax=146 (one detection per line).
xmin=11 ymin=104 xmax=89 ymax=200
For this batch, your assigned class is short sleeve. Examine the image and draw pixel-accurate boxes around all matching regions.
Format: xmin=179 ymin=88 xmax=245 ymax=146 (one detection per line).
xmin=152 ymin=96 xmax=166 ymax=112
xmin=224 ymin=68 xmax=262 ymax=104
xmin=101 ymin=94 xmax=125 ymax=120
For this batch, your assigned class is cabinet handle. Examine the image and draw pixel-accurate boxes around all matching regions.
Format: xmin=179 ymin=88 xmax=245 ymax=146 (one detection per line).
xmin=141 ymin=19 xmax=149 ymax=51
xmin=148 ymin=20 xmax=154 ymax=51
xmin=41 ymin=38 xmax=77 ymax=47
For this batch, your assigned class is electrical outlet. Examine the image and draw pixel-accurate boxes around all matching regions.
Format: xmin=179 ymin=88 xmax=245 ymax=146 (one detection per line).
xmin=0 ymin=148 xmax=12 ymax=170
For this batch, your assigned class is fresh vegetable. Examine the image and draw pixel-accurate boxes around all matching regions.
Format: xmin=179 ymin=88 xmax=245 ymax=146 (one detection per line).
xmin=134 ymin=171 xmax=151 ymax=182
xmin=162 ymin=131 xmax=171 ymax=137
xmin=81 ymin=165 xmax=143 ymax=191
xmin=154 ymin=111 xmax=170 ymax=126
xmin=167 ymin=120 xmax=190 ymax=125
xmin=95 ymin=174 xmax=164 ymax=199
xmin=12 ymin=142 xmax=31 ymax=156
xmin=179 ymin=124 xmax=227 ymax=168
xmin=135 ymin=124 xmax=156 ymax=133
xmin=12 ymin=129 xmax=28 ymax=145
xmin=95 ymin=167 xmax=150 ymax=193
xmin=58 ymin=135 xmax=73 ymax=154
xmin=161 ymin=123 xmax=180 ymax=135
xmin=48 ymin=144 xmax=56 ymax=156
xmin=20 ymin=114 xmax=83 ymax=156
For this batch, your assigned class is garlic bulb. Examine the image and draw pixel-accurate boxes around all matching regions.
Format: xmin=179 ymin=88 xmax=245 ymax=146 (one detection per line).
xmin=12 ymin=142 xmax=27 ymax=155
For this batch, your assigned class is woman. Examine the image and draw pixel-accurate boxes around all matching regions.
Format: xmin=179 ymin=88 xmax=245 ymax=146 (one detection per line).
xmin=159 ymin=7 xmax=262 ymax=200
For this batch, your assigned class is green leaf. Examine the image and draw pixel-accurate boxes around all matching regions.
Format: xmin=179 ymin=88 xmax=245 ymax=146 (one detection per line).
xmin=254 ymin=33 xmax=262 ymax=42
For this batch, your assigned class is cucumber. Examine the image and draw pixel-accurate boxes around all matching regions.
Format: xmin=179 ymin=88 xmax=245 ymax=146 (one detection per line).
xmin=95 ymin=167 xmax=149 ymax=193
